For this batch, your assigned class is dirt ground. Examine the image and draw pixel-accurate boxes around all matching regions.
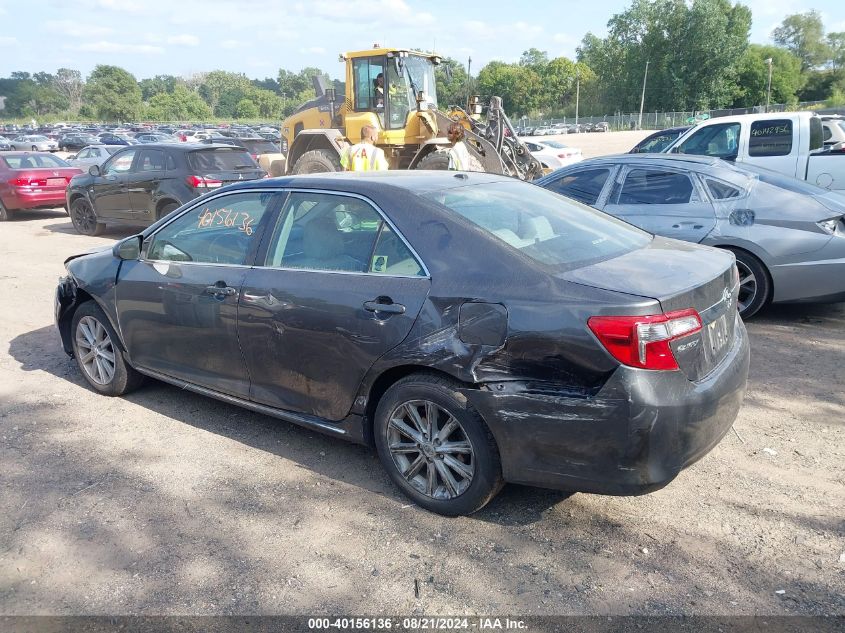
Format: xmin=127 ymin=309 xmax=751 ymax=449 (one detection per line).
xmin=1 ymin=134 xmax=843 ymax=617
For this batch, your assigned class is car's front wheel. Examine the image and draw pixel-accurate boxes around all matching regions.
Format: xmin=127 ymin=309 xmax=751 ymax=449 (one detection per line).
xmin=374 ymin=373 xmax=503 ymax=516
xmin=0 ymin=199 xmax=11 ymax=221
xmin=70 ymin=198 xmax=105 ymax=236
xmin=71 ymin=301 xmax=143 ymax=396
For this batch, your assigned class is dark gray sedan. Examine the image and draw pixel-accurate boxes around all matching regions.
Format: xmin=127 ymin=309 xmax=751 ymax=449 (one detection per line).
xmin=537 ymin=155 xmax=845 ymax=318
xmin=56 ymin=172 xmax=749 ymax=515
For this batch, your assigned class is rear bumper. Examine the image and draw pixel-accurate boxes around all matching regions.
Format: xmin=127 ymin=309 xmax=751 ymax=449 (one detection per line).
xmin=4 ymin=189 xmax=67 ymax=210
xmin=771 ymin=239 xmax=845 ymax=303
xmin=465 ymin=317 xmax=750 ymax=495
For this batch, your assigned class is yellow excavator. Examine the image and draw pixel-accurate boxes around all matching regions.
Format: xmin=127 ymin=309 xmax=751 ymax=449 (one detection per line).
xmin=281 ymin=46 xmax=542 ymax=180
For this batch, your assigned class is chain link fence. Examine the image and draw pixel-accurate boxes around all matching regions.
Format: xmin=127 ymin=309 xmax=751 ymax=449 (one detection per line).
xmin=517 ymin=101 xmax=837 ymax=131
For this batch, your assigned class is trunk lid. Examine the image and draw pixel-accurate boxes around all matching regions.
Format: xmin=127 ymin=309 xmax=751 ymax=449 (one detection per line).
xmin=187 ymin=147 xmax=265 ymax=184
xmin=561 ymin=237 xmax=738 ymax=381
xmin=10 ymin=167 xmax=83 ymax=192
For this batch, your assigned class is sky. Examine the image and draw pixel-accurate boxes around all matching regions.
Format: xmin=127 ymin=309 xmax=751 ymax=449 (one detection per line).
xmin=0 ymin=0 xmax=844 ymax=81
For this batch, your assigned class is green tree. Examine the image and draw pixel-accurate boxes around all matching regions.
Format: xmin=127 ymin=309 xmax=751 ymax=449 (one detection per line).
xmin=247 ymin=87 xmax=283 ymax=118
xmin=235 ymin=98 xmax=259 ymax=119
xmin=773 ymin=11 xmax=830 ymax=71
xmin=139 ymin=75 xmax=178 ymax=101
xmin=145 ymin=85 xmax=212 ymax=120
xmin=434 ymin=56 xmax=470 ymax=108
xmin=577 ymin=0 xmax=750 ymax=112
xmin=732 ymin=45 xmax=803 ymax=107
xmin=199 ymin=70 xmax=251 ymax=117
xmin=519 ymin=48 xmax=550 ymax=74
xmin=83 ymin=65 xmax=143 ymax=121
xmin=477 ymin=61 xmax=542 ymax=116
xmin=827 ymin=32 xmax=845 ymax=71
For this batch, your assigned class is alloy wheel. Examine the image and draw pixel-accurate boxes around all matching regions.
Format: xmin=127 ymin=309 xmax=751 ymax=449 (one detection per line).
xmin=75 ymin=316 xmax=116 ymax=385
xmin=72 ymin=201 xmax=96 ymax=234
xmin=736 ymin=260 xmax=757 ymax=315
xmin=386 ymin=400 xmax=475 ymax=500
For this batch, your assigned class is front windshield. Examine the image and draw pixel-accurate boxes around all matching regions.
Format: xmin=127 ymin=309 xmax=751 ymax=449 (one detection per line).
xmin=384 ymin=56 xmax=438 ymax=131
xmin=404 ymin=56 xmax=437 ymax=108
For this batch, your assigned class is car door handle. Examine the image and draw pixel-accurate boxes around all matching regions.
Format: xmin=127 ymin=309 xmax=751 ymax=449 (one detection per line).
xmin=205 ymin=285 xmax=237 ymax=296
xmin=364 ymin=299 xmax=406 ymax=314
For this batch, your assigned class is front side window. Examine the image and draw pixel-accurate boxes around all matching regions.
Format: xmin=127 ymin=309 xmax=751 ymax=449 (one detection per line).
xmin=77 ymin=149 xmax=91 ymax=159
xmin=146 ymin=192 xmax=278 ymax=265
xmin=424 ymin=181 xmax=651 ymax=270
xmin=545 ymin=168 xmax=610 ymax=205
xmin=676 ymin=123 xmax=740 ymax=159
xmin=749 ymin=119 xmax=793 ymax=157
xmin=103 ymin=150 xmax=136 ymax=175
xmin=264 ymin=192 xmax=424 ymax=276
xmin=617 ymin=169 xmax=693 ymax=205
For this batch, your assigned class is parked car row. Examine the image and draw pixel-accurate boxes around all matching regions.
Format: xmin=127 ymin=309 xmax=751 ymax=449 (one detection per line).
xmin=518 ymin=122 xmax=610 ymax=136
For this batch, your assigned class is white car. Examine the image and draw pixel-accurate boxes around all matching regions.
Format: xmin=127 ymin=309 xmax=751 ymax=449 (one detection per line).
xmin=550 ymin=124 xmax=569 ymax=135
xmin=10 ymin=135 xmax=58 ymax=152
xmin=533 ymin=126 xmax=553 ymax=136
xmin=525 ymin=139 xmax=583 ymax=171
xmin=65 ymin=145 xmax=123 ymax=168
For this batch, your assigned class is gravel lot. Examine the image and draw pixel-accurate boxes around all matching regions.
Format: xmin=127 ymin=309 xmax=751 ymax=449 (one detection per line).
xmin=1 ymin=133 xmax=843 ymax=616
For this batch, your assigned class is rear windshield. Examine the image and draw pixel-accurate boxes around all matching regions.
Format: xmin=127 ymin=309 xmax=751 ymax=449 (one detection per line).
xmin=188 ymin=149 xmax=257 ymax=172
xmin=423 ymin=181 xmax=651 ymax=270
xmin=241 ymin=139 xmax=281 ymax=154
xmin=2 ymin=154 xmax=70 ymax=168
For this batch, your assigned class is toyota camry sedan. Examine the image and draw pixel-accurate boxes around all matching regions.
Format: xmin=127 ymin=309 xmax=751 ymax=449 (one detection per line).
xmin=56 ymin=172 xmax=749 ymax=516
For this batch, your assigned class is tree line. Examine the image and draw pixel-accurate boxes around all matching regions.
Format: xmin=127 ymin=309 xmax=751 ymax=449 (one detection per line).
xmin=1 ymin=1 xmax=843 ymax=123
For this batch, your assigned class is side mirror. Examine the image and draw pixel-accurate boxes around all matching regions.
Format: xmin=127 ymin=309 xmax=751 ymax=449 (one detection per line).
xmin=88 ymin=164 xmax=101 ymax=176
xmin=67 ymin=154 xmax=77 ymax=160
xmin=114 ymin=235 xmax=142 ymax=261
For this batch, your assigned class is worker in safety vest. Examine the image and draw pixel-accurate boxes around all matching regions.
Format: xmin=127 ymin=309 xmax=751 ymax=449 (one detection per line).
xmin=340 ymin=125 xmax=389 ymax=171
xmin=446 ymin=122 xmax=474 ymax=171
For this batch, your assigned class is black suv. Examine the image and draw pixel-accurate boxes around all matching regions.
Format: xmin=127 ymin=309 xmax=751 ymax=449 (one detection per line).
xmin=66 ymin=144 xmax=266 ymax=235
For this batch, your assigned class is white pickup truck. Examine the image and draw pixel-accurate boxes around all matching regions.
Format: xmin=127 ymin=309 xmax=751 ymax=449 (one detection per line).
xmin=665 ymin=111 xmax=845 ymax=191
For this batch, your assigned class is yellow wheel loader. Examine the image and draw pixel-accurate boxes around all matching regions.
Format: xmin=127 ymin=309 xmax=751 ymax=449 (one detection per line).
xmin=281 ymin=47 xmax=542 ymax=180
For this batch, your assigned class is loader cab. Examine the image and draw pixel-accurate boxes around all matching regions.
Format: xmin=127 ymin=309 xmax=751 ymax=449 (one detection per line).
xmin=346 ymin=49 xmax=439 ymax=139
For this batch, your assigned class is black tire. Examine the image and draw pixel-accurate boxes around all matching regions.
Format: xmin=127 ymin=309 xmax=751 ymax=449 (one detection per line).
xmin=70 ymin=198 xmax=105 ymax=236
xmin=0 ymin=199 xmax=11 ymax=221
xmin=374 ymin=373 xmax=504 ymax=516
xmin=31 ymin=145 xmax=37 ymax=151
xmin=416 ymin=151 xmax=450 ymax=171
xmin=157 ymin=201 xmax=179 ymax=220
xmin=71 ymin=301 xmax=144 ymax=396
xmin=726 ymin=247 xmax=771 ymax=320
xmin=291 ymin=149 xmax=342 ymax=174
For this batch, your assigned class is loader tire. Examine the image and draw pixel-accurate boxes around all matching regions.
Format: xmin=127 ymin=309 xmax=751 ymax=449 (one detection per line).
xmin=416 ymin=151 xmax=450 ymax=171
xmin=291 ymin=149 xmax=342 ymax=174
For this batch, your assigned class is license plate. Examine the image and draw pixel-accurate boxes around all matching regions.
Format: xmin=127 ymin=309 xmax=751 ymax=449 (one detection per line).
xmin=705 ymin=313 xmax=730 ymax=358
xmin=47 ymin=178 xmax=66 ymax=186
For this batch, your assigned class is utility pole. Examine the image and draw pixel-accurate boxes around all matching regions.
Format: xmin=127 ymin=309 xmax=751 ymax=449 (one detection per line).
xmin=638 ymin=60 xmax=649 ymax=130
xmin=575 ymin=67 xmax=580 ymax=127
xmin=466 ymin=56 xmax=473 ymax=105
xmin=765 ymin=58 xmax=773 ymax=112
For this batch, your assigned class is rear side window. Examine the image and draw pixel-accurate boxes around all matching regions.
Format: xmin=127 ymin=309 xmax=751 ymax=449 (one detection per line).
xmin=137 ymin=149 xmax=165 ymax=172
xmin=424 ymin=181 xmax=651 ymax=270
xmin=188 ymin=149 xmax=256 ymax=172
xmin=544 ymin=168 xmax=610 ymax=205
xmin=749 ymin=120 xmax=793 ymax=157
xmin=617 ymin=169 xmax=693 ymax=204
xmin=705 ymin=178 xmax=743 ymax=200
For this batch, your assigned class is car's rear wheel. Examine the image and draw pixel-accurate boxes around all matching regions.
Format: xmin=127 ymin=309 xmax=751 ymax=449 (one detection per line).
xmin=71 ymin=301 xmax=143 ymax=396
xmin=0 ymin=200 xmax=11 ymax=221
xmin=291 ymin=149 xmax=341 ymax=174
xmin=70 ymin=198 xmax=105 ymax=236
xmin=374 ymin=373 xmax=503 ymax=516
xmin=31 ymin=145 xmax=37 ymax=151
xmin=727 ymin=248 xmax=770 ymax=319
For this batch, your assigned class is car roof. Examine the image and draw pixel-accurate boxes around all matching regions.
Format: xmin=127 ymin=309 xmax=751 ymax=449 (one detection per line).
xmin=220 ymin=170 xmax=513 ymax=196
xmin=540 ymin=153 xmax=752 ymax=184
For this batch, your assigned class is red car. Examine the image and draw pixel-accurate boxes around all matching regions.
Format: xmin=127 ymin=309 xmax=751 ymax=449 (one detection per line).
xmin=0 ymin=152 xmax=82 ymax=221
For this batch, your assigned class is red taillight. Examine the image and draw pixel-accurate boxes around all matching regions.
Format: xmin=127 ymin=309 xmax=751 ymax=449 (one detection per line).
xmin=10 ymin=177 xmax=48 ymax=187
xmin=185 ymin=175 xmax=222 ymax=188
xmin=588 ymin=308 xmax=702 ymax=371
xmin=251 ymin=153 xmax=258 ymax=161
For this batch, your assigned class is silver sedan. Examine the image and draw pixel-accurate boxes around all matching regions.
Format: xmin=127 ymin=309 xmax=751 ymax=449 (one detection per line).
xmin=537 ymin=154 xmax=845 ymax=318
xmin=65 ymin=145 xmax=123 ymax=168
xmin=10 ymin=135 xmax=59 ymax=152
